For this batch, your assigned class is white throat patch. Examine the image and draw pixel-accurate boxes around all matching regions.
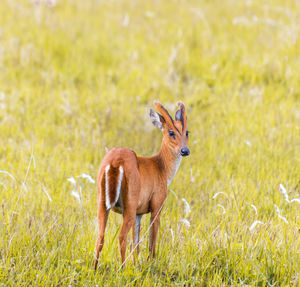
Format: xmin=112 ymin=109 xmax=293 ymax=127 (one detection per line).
xmin=167 ymin=156 xmax=182 ymax=186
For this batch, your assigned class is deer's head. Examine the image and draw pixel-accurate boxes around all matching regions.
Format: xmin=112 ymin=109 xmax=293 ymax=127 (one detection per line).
xmin=150 ymin=101 xmax=190 ymax=157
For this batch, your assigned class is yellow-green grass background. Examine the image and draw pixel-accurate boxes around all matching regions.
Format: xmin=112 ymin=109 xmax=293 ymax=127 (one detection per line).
xmin=0 ymin=0 xmax=299 ymax=285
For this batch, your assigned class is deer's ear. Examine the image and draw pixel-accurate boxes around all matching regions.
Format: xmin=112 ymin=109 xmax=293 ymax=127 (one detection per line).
xmin=150 ymin=109 xmax=165 ymax=130
xmin=175 ymin=109 xmax=182 ymax=122
xmin=175 ymin=101 xmax=186 ymax=131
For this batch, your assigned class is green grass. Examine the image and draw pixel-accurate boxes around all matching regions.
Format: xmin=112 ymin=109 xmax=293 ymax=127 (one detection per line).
xmin=0 ymin=0 xmax=300 ymax=285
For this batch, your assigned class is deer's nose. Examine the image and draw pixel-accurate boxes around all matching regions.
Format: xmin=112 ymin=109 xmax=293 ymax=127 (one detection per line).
xmin=180 ymin=147 xmax=190 ymax=157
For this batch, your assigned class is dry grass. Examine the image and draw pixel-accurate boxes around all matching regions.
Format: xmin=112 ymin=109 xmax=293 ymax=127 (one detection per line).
xmin=0 ymin=0 xmax=299 ymax=286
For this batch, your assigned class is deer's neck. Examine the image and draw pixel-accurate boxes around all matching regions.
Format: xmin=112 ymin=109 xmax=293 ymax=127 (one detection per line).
xmin=157 ymin=142 xmax=182 ymax=186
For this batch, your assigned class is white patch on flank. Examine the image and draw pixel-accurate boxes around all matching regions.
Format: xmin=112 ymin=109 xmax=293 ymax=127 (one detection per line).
xmin=167 ymin=156 xmax=182 ymax=186
xmin=113 ymin=166 xmax=123 ymax=207
xmin=105 ymin=165 xmax=123 ymax=210
xmin=105 ymin=165 xmax=111 ymax=209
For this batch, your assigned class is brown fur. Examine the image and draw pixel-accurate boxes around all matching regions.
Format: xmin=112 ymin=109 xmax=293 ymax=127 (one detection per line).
xmin=94 ymin=102 xmax=189 ymax=269
xmin=107 ymin=165 xmax=120 ymax=206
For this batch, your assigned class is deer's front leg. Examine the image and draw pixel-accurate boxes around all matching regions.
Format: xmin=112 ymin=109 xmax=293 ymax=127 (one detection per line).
xmin=119 ymin=171 xmax=140 ymax=266
xmin=148 ymin=192 xmax=166 ymax=259
xmin=149 ymin=212 xmax=160 ymax=258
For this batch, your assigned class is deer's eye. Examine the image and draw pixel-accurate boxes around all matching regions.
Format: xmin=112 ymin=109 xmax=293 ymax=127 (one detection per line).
xmin=169 ymin=130 xmax=175 ymax=138
xmin=186 ymin=131 xmax=189 ymax=138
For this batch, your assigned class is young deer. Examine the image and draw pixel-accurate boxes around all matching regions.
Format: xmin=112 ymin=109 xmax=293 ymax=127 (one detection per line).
xmin=94 ymin=101 xmax=190 ymax=269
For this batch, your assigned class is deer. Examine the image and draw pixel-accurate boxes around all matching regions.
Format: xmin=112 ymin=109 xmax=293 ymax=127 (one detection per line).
xmin=94 ymin=101 xmax=190 ymax=270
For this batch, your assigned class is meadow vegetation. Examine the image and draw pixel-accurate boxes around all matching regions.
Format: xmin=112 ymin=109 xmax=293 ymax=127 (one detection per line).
xmin=0 ymin=0 xmax=299 ymax=285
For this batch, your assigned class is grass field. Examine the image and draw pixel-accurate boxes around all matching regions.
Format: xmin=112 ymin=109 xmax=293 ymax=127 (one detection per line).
xmin=0 ymin=0 xmax=300 ymax=285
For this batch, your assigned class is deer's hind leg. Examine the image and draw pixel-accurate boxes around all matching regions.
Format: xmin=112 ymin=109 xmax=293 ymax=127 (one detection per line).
xmin=119 ymin=208 xmax=136 ymax=265
xmin=94 ymin=170 xmax=110 ymax=271
xmin=94 ymin=203 xmax=109 ymax=270
xmin=119 ymin=170 xmax=140 ymax=266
